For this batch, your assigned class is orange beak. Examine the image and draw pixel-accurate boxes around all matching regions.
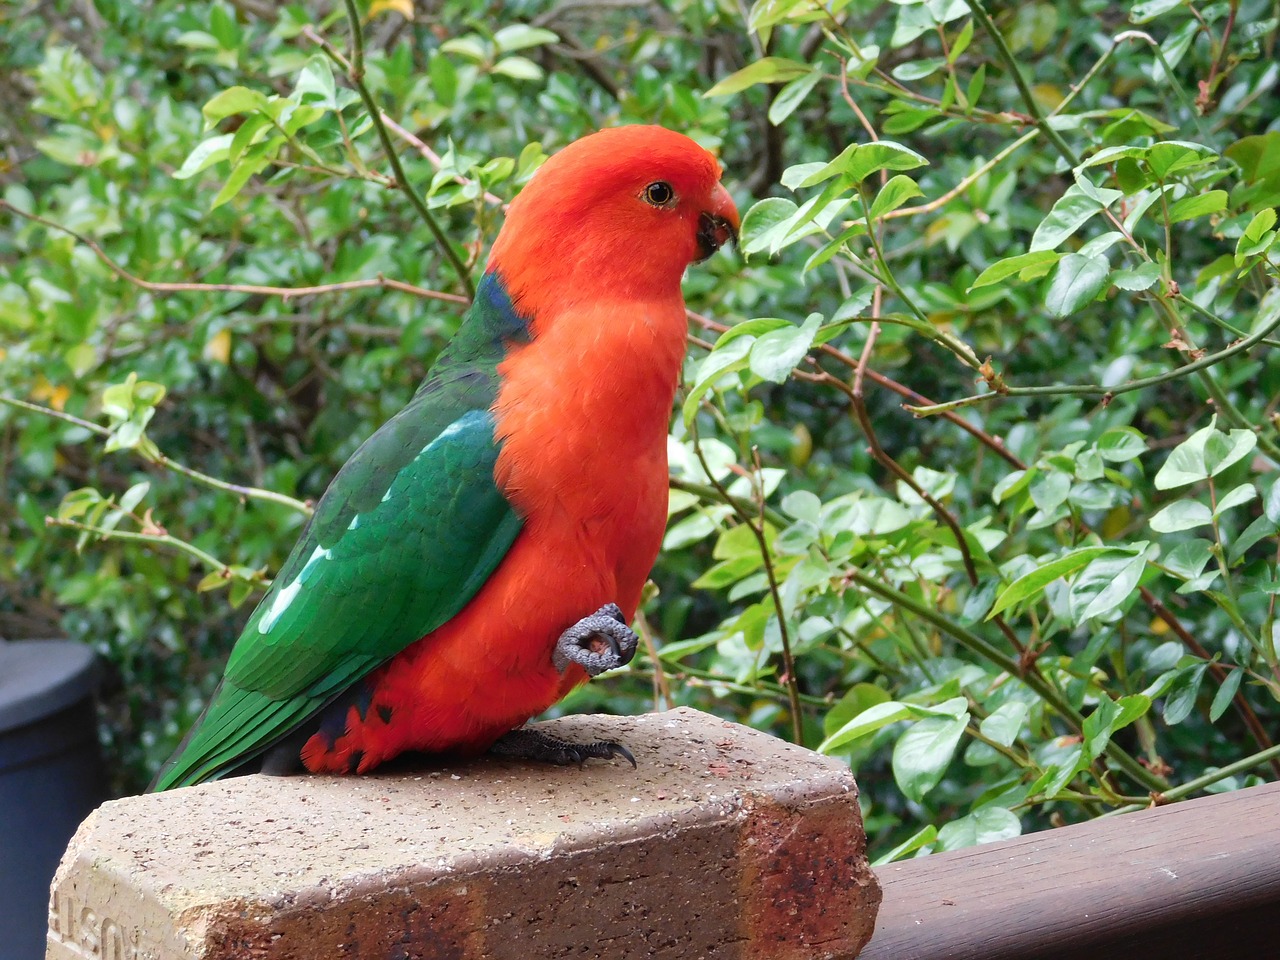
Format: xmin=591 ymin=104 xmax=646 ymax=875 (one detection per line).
xmin=695 ymin=181 xmax=739 ymax=261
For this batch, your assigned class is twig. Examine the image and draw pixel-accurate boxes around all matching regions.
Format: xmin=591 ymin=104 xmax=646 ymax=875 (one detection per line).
xmin=47 ymin=516 xmax=232 ymax=574
xmin=1 ymin=395 xmax=312 ymax=515
xmin=379 ymin=113 xmax=507 ymax=208
xmin=1141 ymin=586 xmax=1280 ymax=777
xmin=905 ymin=308 xmax=1280 ymax=416
xmin=634 ymin=609 xmax=672 ymax=710
xmin=1110 ymin=740 xmax=1280 ymax=813
xmin=685 ymin=308 xmax=1024 ymax=467
xmin=0 ymin=200 xmax=468 ymax=305
xmin=963 ymin=0 xmax=1080 ymax=165
xmin=690 ymin=433 xmax=805 ymax=744
xmin=311 ymin=4 xmax=475 ymax=297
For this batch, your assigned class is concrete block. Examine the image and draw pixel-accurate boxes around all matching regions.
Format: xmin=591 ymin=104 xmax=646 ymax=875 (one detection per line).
xmin=47 ymin=707 xmax=880 ymax=960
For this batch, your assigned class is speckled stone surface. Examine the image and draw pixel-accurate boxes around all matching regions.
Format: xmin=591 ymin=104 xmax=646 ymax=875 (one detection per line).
xmin=47 ymin=707 xmax=880 ymax=960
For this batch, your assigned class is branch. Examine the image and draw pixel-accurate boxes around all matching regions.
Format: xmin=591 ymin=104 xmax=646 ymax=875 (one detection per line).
xmin=963 ymin=0 xmax=1080 ymax=165
xmin=690 ymin=432 xmax=805 ymax=744
xmin=0 ymin=200 xmax=469 ymax=305
xmin=1 ymin=395 xmax=313 ymax=515
xmin=1111 ymin=739 xmax=1280 ymax=813
xmin=905 ymin=307 xmax=1280 ymax=416
xmin=685 ymin=308 xmax=1024 ymax=468
xmin=46 ymin=516 xmax=231 ymax=574
xmin=378 ymin=113 xmax=507 ymax=208
xmin=308 ymin=4 xmax=475 ymax=298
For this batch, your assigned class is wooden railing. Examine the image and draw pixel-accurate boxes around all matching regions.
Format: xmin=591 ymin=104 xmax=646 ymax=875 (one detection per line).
xmin=859 ymin=780 xmax=1280 ymax=960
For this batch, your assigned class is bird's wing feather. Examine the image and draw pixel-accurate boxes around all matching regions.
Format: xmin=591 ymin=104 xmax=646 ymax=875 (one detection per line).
xmin=151 ymin=370 xmax=522 ymax=790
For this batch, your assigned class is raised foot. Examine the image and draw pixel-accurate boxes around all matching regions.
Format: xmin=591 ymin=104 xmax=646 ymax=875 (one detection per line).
xmin=552 ymin=602 xmax=639 ymax=677
xmin=490 ymin=728 xmax=636 ymax=769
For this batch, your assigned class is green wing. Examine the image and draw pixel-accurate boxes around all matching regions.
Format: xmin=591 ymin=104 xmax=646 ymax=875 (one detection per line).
xmin=153 ymin=274 xmax=529 ymax=790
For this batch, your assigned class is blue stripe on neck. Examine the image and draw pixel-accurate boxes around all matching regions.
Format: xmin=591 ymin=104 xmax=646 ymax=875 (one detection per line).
xmin=473 ymin=270 xmax=532 ymax=346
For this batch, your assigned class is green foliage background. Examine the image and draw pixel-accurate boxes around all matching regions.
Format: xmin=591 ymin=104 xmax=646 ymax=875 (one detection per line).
xmin=2 ymin=0 xmax=1279 ymax=861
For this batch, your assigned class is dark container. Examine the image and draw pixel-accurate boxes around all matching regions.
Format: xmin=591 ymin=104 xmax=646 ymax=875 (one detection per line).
xmin=0 ymin=639 xmax=106 ymax=960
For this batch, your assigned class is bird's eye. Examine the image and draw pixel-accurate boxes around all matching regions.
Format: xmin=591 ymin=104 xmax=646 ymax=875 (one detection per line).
xmin=642 ymin=181 xmax=675 ymax=207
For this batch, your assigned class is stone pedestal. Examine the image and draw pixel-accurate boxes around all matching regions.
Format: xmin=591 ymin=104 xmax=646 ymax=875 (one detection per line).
xmin=47 ymin=708 xmax=880 ymax=959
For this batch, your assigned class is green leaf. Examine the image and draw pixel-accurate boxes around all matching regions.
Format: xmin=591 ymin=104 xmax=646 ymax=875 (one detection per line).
xmin=1155 ymin=427 xmax=1214 ymax=488
xmin=1039 ymin=743 xmax=1086 ymax=799
xmin=1266 ymin=476 xmax=1280 ymax=524
xmin=817 ymin=697 xmax=967 ymax=754
xmin=871 ymin=825 xmax=937 ymax=865
xmin=682 ymin=335 xmax=753 ymax=425
xmin=492 ymin=24 xmax=559 ymax=53
xmin=1153 ymin=419 xmax=1254 ymax=489
xmin=1044 ymin=253 xmax=1110 ymax=317
xmin=210 ymin=148 xmax=270 ymax=209
xmin=1146 ymin=141 xmax=1218 ymax=179
xmin=1150 ymin=500 xmax=1213 ymax=532
xmin=969 ymin=250 xmax=1062 ymax=290
xmin=978 ymin=701 xmax=1028 ymax=747
xmin=768 ymin=71 xmax=821 ymax=125
xmin=749 ymin=313 xmax=822 ymax=383
xmin=1130 ymin=0 xmax=1186 ymax=23
xmin=992 ymin=468 xmax=1032 ymax=504
xmin=1205 ymin=429 xmax=1257 ymax=478
xmin=935 ymin=806 xmax=1021 ymax=852
xmin=869 ymin=175 xmax=924 ymax=220
xmin=949 ymin=18 xmax=975 ymax=62
xmin=1111 ymin=261 xmax=1162 ymax=292
xmin=57 ymin=487 xmax=103 ymax=521
xmin=1071 ymin=551 xmax=1147 ymax=622
xmin=989 ymin=547 xmax=1120 ymax=618
xmin=1214 ymin=482 xmax=1256 ymax=518
xmin=118 ymin=481 xmax=150 ymax=515
xmin=819 ymin=700 xmax=913 ymax=753
xmin=429 ymin=53 xmax=458 ymax=106
xmin=173 ymin=134 xmax=234 ymax=180
xmin=892 ymin=714 xmax=969 ymax=803
xmin=293 ymin=55 xmax=337 ymax=109
xmin=491 ymin=56 xmax=543 ymax=81
xmin=1030 ymin=472 xmax=1070 ymax=513
xmin=440 ymin=36 xmax=487 ymax=61
xmin=1230 ymin=515 xmax=1277 ymax=562
xmin=798 ymin=140 xmax=927 ymax=188
xmin=1077 ymin=144 xmax=1149 ymax=171
xmin=1209 ymin=668 xmax=1243 ymax=722
xmin=1164 ymin=662 xmax=1210 ymax=725
xmin=966 ymin=62 xmax=986 ymax=107
xmin=202 ymin=86 xmax=268 ymax=125
xmin=1163 ymin=539 xmax=1214 ymax=579
xmin=228 ymin=113 xmax=271 ymax=165
xmin=823 ymin=682 xmax=892 ymax=739
xmin=1166 ymin=190 xmax=1227 ymax=224
xmin=892 ymin=57 xmax=945 ymax=81
xmin=739 ymin=197 xmax=797 ymax=256
xmin=704 ymin=57 xmax=812 ymax=97
xmin=1083 ymin=694 xmax=1150 ymax=760
xmin=1030 ymin=184 xmax=1114 ymax=252
xmin=1097 ymin=427 xmax=1147 ymax=461
xmin=1242 ymin=208 xmax=1277 ymax=245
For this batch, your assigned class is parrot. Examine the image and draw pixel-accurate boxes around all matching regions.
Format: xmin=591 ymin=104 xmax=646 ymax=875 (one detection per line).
xmin=151 ymin=124 xmax=738 ymax=790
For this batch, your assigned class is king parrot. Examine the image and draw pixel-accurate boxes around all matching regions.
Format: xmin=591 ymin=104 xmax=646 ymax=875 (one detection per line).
xmin=151 ymin=125 xmax=738 ymax=790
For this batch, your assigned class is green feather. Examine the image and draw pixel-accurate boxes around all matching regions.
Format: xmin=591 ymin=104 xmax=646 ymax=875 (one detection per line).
xmin=152 ymin=273 xmax=530 ymax=790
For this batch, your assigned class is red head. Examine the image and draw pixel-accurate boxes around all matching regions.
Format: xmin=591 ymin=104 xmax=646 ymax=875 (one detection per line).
xmin=486 ymin=126 xmax=738 ymax=322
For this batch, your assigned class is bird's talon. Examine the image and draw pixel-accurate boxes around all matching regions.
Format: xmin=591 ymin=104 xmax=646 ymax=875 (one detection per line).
xmin=552 ymin=603 xmax=640 ymax=677
xmin=491 ymin=729 xmax=637 ymax=769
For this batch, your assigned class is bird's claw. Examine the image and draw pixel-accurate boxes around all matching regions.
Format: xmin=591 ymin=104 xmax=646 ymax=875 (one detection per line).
xmin=490 ymin=729 xmax=637 ymax=769
xmin=552 ymin=602 xmax=639 ymax=677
